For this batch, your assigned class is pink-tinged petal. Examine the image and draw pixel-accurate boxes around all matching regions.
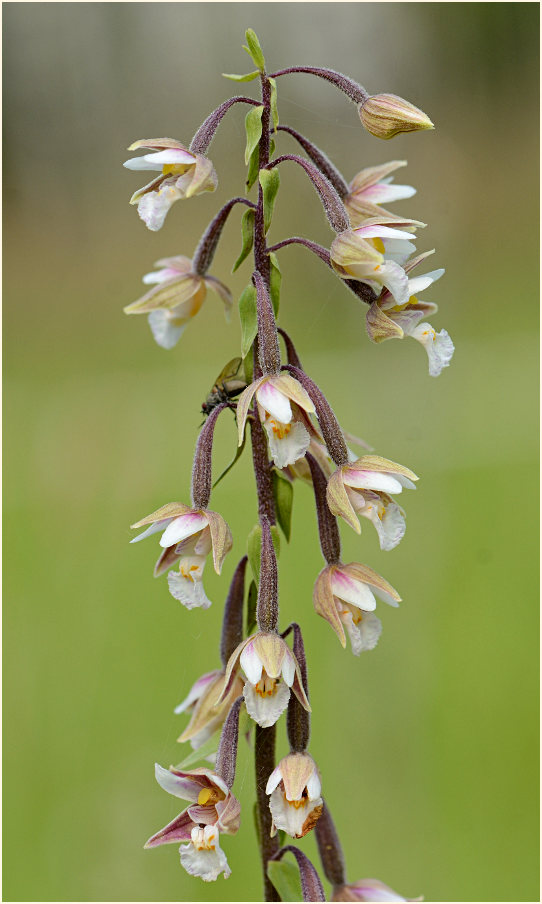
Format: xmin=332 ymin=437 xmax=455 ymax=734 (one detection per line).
xmin=265 ymin=765 xmax=283 ymax=795
xmin=174 ymin=671 xmax=221 ymax=714
xmin=206 ymin=510 xmax=233 ymax=574
xmin=144 ymin=809 xmax=194 ymax=848
xmin=236 ymin=379 xmax=263 ymax=446
xmin=154 ymin=254 xmax=193 ymax=272
xmin=154 ymin=763 xmax=200 ymax=801
xmin=128 ymin=138 xmax=190 ymax=152
xmin=349 ymin=161 xmax=407 ymax=193
xmin=143 ymin=148 xmax=196 ymax=166
xmin=354 ymin=225 xmax=416 ymax=241
xmin=263 ymin=418 xmax=310 ymax=468
xmin=349 ymin=878 xmax=413 ymax=901
xmin=216 ymin=637 xmax=249 ymax=706
xmin=344 ymin=562 xmax=401 ymax=607
xmin=243 ymin=679 xmax=290 ymax=727
xmin=256 ymin=380 xmax=293 ymax=424
xmin=240 ymin=642 xmax=263 ymax=685
xmin=273 ymin=374 xmax=316 ymax=414
xmin=123 ymin=156 xmax=163 ymax=172
xmin=186 ymin=804 xmax=219 ymax=826
xmin=142 ymin=267 xmax=182 ymax=285
xmin=130 ymin=518 xmax=173 ymax=543
xmin=343 ymin=468 xmax=404 ymax=494
xmin=313 ymin=567 xmax=347 ymax=648
xmin=363 ymin=182 xmax=416 ymax=204
xmin=131 ymin=501 xmax=192 ymax=530
xmin=215 ymin=792 xmax=242 ymax=836
xmin=332 ymin=569 xmax=377 ymax=612
xmin=160 ymin=512 xmax=208 ymax=548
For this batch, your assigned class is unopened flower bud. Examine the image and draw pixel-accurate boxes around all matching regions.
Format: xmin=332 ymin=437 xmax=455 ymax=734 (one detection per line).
xmin=359 ymin=94 xmax=434 ymax=140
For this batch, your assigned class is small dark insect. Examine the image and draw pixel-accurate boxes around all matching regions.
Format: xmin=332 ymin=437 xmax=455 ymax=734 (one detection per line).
xmin=201 ymin=357 xmax=247 ymax=418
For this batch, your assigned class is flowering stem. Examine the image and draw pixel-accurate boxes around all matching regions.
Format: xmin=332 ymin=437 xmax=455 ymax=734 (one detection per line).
xmin=266 ymin=154 xmax=349 ymax=233
xmin=271 ymin=846 xmax=326 ymax=902
xmin=220 ymin=556 xmax=247 ymax=667
xmin=193 ymin=197 xmax=256 ymax=276
xmin=250 ymin=412 xmax=276 ymax=525
xmin=275 ymin=125 xmax=349 ymax=198
xmin=283 ymin=364 xmax=349 ymax=467
xmin=189 ymin=95 xmax=263 ymax=155
xmin=190 ymin=402 xmax=227 ymax=509
xmin=255 ymin=723 xmax=280 ymax=901
xmin=268 ymin=66 xmax=369 ymax=105
xmin=253 ymin=269 xmax=281 ymax=375
xmin=256 ymin=516 xmax=278 ymax=633
xmin=306 ymin=453 xmax=341 ymax=565
xmin=283 ymin=622 xmax=310 ymax=752
xmin=315 ymin=799 xmax=347 ymax=888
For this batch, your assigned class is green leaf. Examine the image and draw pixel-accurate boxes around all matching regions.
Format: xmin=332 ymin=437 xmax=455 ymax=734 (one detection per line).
xmin=223 ymin=70 xmax=260 ymax=82
xmin=247 ymin=523 xmax=280 ymax=583
xmin=253 ymin=801 xmax=261 ymax=847
xmin=243 ymin=28 xmax=266 ymax=72
xmin=269 ymin=137 xmax=275 ymax=158
xmin=269 ymin=77 xmax=279 ymax=130
xmin=259 ymin=168 xmax=280 ymax=234
xmin=246 ymin=580 xmax=258 ymax=636
xmin=269 ymin=252 xmax=282 ymax=316
xmin=246 ymin=145 xmax=260 ymax=192
xmin=213 ymin=434 xmax=246 ymax=489
xmin=267 ymin=859 xmax=303 ymax=902
xmin=238 ymin=284 xmax=258 ymax=359
xmin=175 ymin=731 xmax=221 ymax=769
xmin=243 ymin=351 xmax=254 ymax=384
xmin=273 ymin=470 xmax=294 ymax=541
xmin=233 ymin=208 xmax=255 ymax=273
xmin=244 ymin=105 xmax=264 ymax=165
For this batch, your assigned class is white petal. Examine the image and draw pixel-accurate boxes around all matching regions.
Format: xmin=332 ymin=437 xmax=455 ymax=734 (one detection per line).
xmin=168 ymin=564 xmax=211 ymax=610
xmin=256 ymin=381 xmax=293 ymax=423
xmin=243 ymin=679 xmax=290 ymax=728
xmin=343 ymin=469 xmax=404 ymax=494
xmin=407 ymin=268 xmax=444 ymax=295
xmin=382 ymin=238 xmax=416 ymax=266
xmin=154 ymin=762 xmax=199 ymax=801
xmin=137 ymin=184 xmax=182 ymax=232
xmin=411 ymin=323 xmax=455 ymax=377
xmin=148 ymin=310 xmax=187 ymax=349
xmin=377 ymin=261 xmax=410 ymax=307
xmin=361 ymin=499 xmax=406 ymax=551
xmin=306 ymin=770 xmax=322 ymax=800
xmin=240 ymin=643 xmax=263 ymax=685
xmin=332 ymin=570 xmax=377 ymax=612
xmin=363 ymin=183 xmax=416 ymax=203
xmin=269 ymin=788 xmax=323 ymax=838
xmin=264 ymin=419 xmax=310 ymax=468
xmin=142 ymin=267 xmax=180 ymax=285
xmin=130 ymin=518 xmax=172 ymax=543
xmin=123 ymin=156 xmax=163 ymax=171
xmin=358 ymin=612 xmax=383 ymax=651
xmin=342 ymin=611 xmax=363 ymax=656
xmin=350 ymin=879 xmax=407 ymax=902
xmin=174 ymin=671 xmax=218 ymax=714
xmin=281 ymin=651 xmax=296 ymax=688
xmin=355 ymin=225 xmax=416 ymax=241
xmin=144 ymin=149 xmax=195 ymax=166
xmin=265 ymin=765 xmax=283 ymax=795
xmin=180 ymin=830 xmax=230 ymax=882
xmin=160 ymin=513 xmax=208 ymax=548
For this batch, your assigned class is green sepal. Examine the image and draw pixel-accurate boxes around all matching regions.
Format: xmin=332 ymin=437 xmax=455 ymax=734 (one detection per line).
xmin=246 ymin=145 xmax=260 ymax=192
xmin=269 ymin=77 xmax=279 ymax=130
xmin=269 ymin=251 xmax=282 ymax=316
xmin=244 ymin=105 xmax=264 ymax=165
xmin=246 ymin=579 xmax=258 ymax=636
xmin=247 ymin=523 xmax=280 ymax=583
xmin=238 ymin=284 xmax=258 ymax=359
xmin=273 ymin=470 xmax=294 ymax=541
xmin=213 ymin=433 xmax=246 ymax=489
xmin=259 ymin=168 xmax=280 ymax=234
xmin=233 ymin=208 xmax=255 ymax=273
xmin=267 ymin=859 xmax=304 ymax=903
xmin=174 ymin=730 xmax=221 ymax=769
xmin=243 ymin=28 xmax=266 ymax=72
xmin=223 ymin=70 xmax=260 ymax=82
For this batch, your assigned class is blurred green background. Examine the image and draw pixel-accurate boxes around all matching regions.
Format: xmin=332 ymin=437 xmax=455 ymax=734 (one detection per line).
xmin=3 ymin=3 xmax=539 ymax=902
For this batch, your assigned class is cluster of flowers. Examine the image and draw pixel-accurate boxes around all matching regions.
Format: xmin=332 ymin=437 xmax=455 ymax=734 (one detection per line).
xmin=125 ymin=30 xmax=447 ymax=901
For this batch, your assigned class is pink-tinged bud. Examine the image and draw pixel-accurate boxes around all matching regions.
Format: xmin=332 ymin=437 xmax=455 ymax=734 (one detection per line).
xmin=218 ymin=631 xmax=310 ymax=728
xmin=266 ymin=752 xmax=322 ymax=838
xmin=332 ymin=878 xmax=423 ymax=901
xmin=359 ymin=94 xmax=434 ymax=140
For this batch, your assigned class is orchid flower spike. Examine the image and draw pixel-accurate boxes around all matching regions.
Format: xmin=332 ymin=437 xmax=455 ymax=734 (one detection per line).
xmin=266 ymin=752 xmax=323 ymax=838
xmin=344 ymin=161 xmax=416 ymax=226
xmin=124 ymin=138 xmax=217 ymax=231
xmin=130 ymin=502 xmax=232 ymax=609
xmin=124 ymin=255 xmax=232 ymax=350
xmin=218 ymin=631 xmax=310 ymax=728
xmin=145 ymin=764 xmax=240 ymax=881
xmin=326 ymin=455 xmax=418 ymax=539
xmin=314 ymin=561 xmax=401 ymax=654
xmin=236 ymin=372 xmax=316 ymax=468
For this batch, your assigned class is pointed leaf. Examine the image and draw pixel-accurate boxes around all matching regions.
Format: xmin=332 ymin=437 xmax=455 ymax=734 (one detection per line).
xmin=244 ymin=105 xmax=264 ymax=165
xmin=259 ymin=168 xmax=280 ymax=234
xmin=233 ymin=208 xmax=256 ymax=273
xmin=269 ymin=252 xmax=282 ymax=316
xmin=273 ymin=470 xmax=294 ymax=542
xmin=174 ymin=730 xmax=221 ymax=769
xmin=238 ymin=284 xmax=258 ymax=358
xmin=246 ymin=144 xmax=260 ymax=192
xmin=223 ymin=70 xmax=260 ymax=82
xmin=243 ymin=350 xmax=254 ymax=384
xmin=213 ymin=433 xmax=247 ymax=489
xmin=269 ymin=77 xmax=279 ymax=131
xmin=267 ymin=860 xmax=303 ymax=903
xmin=243 ymin=28 xmax=266 ymax=72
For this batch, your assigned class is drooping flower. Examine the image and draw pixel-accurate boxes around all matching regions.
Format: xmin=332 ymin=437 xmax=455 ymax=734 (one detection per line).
xmin=332 ymin=878 xmax=423 ymax=902
xmin=124 ymin=255 xmax=232 ymax=350
xmin=326 ymin=455 xmax=418 ymax=539
xmin=218 ymin=632 xmax=311 ymax=728
xmin=124 ymin=139 xmax=217 ymax=231
xmin=359 ymin=93 xmax=434 ymax=141
xmin=130 ymin=502 xmax=232 ymax=609
xmin=266 ymin=752 xmax=323 ymax=838
xmin=145 ymin=763 xmax=240 ymax=881
xmin=175 ymin=669 xmax=244 ymax=751
xmin=365 ymin=250 xmax=454 ymax=377
xmin=344 ymin=161 xmax=416 ymax=226
xmin=330 ymin=218 xmax=424 ymax=306
xmin=313 ymin=561 xmax=401 ymax=654
xmin=236 ymin=373 xmax=316 ymax=468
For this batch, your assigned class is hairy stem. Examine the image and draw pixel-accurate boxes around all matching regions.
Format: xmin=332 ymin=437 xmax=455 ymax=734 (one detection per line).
xmin=266 ymin=154 xmax=349 ymax=233
xmin=255 ymin=724 xmax=280 ymax=901
xmin=268 ymin=66 xmax=369 ymax=105
xmin=275 ymin=125 xmax=349 ymax=197
xmin=189 ymin=95 xmax=262 ymax=155
xmin=193 ymin=197 xmax=256 ymax=276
